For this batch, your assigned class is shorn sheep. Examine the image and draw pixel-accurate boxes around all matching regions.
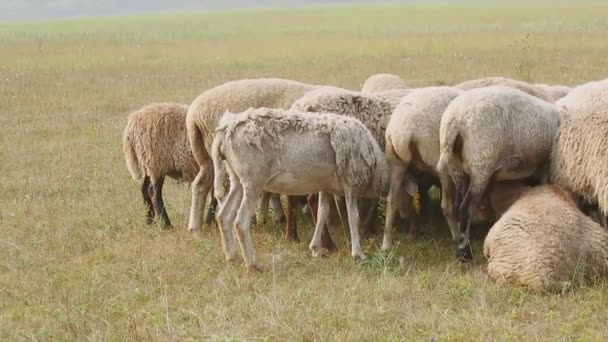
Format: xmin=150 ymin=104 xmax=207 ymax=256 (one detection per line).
xmin=383 ymin=86 xmax=463 ymax=251
xmin=550 ymin=110 xmax=608 ymax=223
xmin=360 ymin=73 xmax=408 ymax=94
xmin=437 ymin=86 xmax=561 ymax=260
xmin=122 ymin=102 xmax=199 ymax=228
xmin=454 ymin=76 xmax=554 ymax=102
xmin=212 ymin=108 xmax=389 ymax=270
xmin=555 ymin=78 xmax=608 ymax=119
xmin=483 ymin=184 xmax=608 ymax=291
xmin=290 ymin=86 xmax=399 ymax=237
xmin=186 ymin=78 xmax=318 ymax=238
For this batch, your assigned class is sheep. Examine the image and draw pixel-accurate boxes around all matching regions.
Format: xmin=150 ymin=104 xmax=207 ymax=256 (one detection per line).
xmin=122 ymin=102 xmax=198 ymax=228
xmin=290 ymin=86 xmax=398 ymax=237
xmin=555 ymin=78 xmax=608 ymax=119
xmin=186 ymin=78 xmax=318 ymax=238
xmin=550 ymin=110 xmax=608 ymax=224
xmin=361 ymin=73 xmax=408 ymax=94
xmin=454 ymin=76 xmax=554 ymax=102
xmin=211 ymin=108 xmax=389 ymax=270
xmin=534 ymin=83 xmax=571 ymax=101
xmin=437 ymin=86 xmax=561 ymax=260
xmin=382 ymin=86 xmax=464 ymax=251
xmin=483 ymin=185 xmax=608 ymax=291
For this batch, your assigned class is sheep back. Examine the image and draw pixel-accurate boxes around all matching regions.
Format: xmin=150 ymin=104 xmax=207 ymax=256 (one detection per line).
xmin=122 ymin=102 xmax=198 ymax=182
xmin=361 ymin=73 xmax=407 ymax=94
xmin=217 ymin=107 xmax=388 ymax=196
xmin=483 ymin=185 xmax=608 ymax=291
xmin=455 ymin=76 xmax=553 ymax=102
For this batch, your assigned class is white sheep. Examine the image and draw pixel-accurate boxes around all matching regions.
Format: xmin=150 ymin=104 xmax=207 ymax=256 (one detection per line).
xmin=437 ymin=86 xmax=561 ymax=260
xmin=361 ymin=73 xmax=408 ymax=94
xmin=186 ymin=78 xmax=318 ymax=236
xmin=483 ymin=185 xmax=608 ymax=291
xmin=550 ymin=110 xmax=608 ymax=224
xmin=534 ymin=83 xmax=571 ymax=101
xmin=555 ymin=78 xmax=608 ymax=119
xmin=290 ymin=86 xmax=401 ymax=236
xmin=122 ymin=102 xmax=198 ymax=228
xmin=454 ymin=76 xmax=554 ymax=102
xmin=382 ymin=86 xmax=463 ymax=251
xmin=211 ymin=108 xmax=389 ymax=270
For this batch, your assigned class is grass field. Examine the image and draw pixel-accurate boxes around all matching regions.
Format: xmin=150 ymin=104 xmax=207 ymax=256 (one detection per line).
xmin=2 ymin=2 xmax=608 ymax=340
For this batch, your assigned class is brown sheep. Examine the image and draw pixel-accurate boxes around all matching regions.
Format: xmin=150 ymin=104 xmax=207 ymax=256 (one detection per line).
xmin=122 ymin=102 xmax=198 ymax=228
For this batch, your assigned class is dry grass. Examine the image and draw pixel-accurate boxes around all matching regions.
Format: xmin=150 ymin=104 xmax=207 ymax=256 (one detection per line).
xmin=2 ymin=2 xmax=608 ymax=340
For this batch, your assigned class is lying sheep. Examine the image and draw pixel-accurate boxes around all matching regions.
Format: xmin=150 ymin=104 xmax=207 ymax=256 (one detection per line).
xmin=455 ymin=76 xmax=554 ymax=102
xmin=186 ymin=78 xmax=318 ymax=237
xmin=483 ymin=185 xmax=608 ymax=291
xmin=383 ymin=86 xmax=463 ymax=251
xmin=550 ymin=110 xmax=608 ymax=223
xmin=534 ymin=83 xmax=571 ymax=101
xmin=122 ymin=103 xmax=198 ymax=228
xmin=212 ymin=108 xmax=388 ymax=270
xmin=437 ymin=86 xmax=561 ymax=260
xmin=555 ymin=78 xmax=608 ymax=119
xmin=361 ymin=73 xmax=408 ymax=94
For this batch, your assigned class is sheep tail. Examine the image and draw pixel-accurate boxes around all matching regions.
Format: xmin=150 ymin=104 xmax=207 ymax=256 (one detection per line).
xmin=186 ymin=110 xmax=211 ymax=167
xmin=211 ymin=131 xmax=227 ymax=202
xmin=436 ymin=119 xmax=462 ymax=176
xmin=122 ymin=126 xmax=142 ymax=180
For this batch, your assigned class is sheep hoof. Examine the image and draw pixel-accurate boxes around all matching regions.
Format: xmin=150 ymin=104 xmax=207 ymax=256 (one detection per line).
xmin=353 ymin=253 xmax=368 ymax=262
xmin=247 ymin=263 xmax=268 ymax=272
xmin=310 ymin=245 xmax=329 ymax=258
xmin=380 ymin=242 xmax=392 ymax=252
xmin=457 ymin=245 xmax=473 ymax=262
xmin=276 ymin=216 xmax=287 ymax=225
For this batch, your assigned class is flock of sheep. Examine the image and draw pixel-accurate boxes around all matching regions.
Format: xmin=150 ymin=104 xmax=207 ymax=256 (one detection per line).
xmin=122 ymin=74 xmax=608 ymax=291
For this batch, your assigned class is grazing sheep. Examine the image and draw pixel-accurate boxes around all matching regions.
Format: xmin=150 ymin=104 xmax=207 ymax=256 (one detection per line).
xmin=212 ymin=108 xmax=389 ymax=270
xmin=455 ymin=76 xmax=554 ymax=102
xmin=361 ymin=73 xmax=408 ymax=94
xmin=291 ymin=86 xmax=398 ymax=236
xmin=534 ymin=83 xmax=571 ymax=101
xmin=555 ymin=78 xmax=608 ymax=119
xmin=186 ymin=78 xmax=318 ymax=236
xmin=437 ymin=86 xmax=561 ymax=260
xmin=550 ymin=110 xmax=608 ymax=222
xmin=383 ymin=86 xmax=463 ymax=251
xmin=483 ymin=185 xmax=608 ymax=291
xmin=122 ymin=102 xmax=198 ymax=228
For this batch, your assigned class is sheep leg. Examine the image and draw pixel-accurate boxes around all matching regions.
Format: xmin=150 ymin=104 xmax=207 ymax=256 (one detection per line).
xmin=309 ymin=192 xmax=332 ymax=257
xmin=457 ymin=175 xmax=488 ymax=262
xmin=188 ymin=162 xmax=214 ymax=232
xmin=141 ymin=175 xmax=154 ymax=225
xmin=150 ymin=176 xmax=172 ymax=229
xmin=344 ymin=190 xmax=366 ymax=261
xmin=439 ymin=173 xmax=461 ymax=241
xmin=382 ymin=164 xmax=406 ymax=251
xmin=204 ymin=193 xmax=217 ymax=225
xmin=285 ymin=196 xmax=299 ymax=242
xmin=307 ymin=194 xmax=336 ymax=250
xmin=216 ymin=180 xmax=242 ymax=262
xmin=235 ymin=186 xmax=264 ymax=271
xmin=256 ymin=191 xmax=272 ymax=224
xmin=269 ymin=193 xmax=286 ymax=224
xmin=360 ymin=199 xmax=379 ymax=237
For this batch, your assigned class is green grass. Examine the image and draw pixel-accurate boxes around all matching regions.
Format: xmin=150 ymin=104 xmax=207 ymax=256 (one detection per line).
xmin=2 ymin=2 xmax=608 ymax=340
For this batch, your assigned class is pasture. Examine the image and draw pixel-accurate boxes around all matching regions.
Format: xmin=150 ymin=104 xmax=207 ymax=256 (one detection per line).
xmin=2 ymin=2 xmax=608 ymax=340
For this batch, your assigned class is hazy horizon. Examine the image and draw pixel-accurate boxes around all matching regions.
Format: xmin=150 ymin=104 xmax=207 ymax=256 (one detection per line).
xmin=1 ymin=0 xmax=425 ymax=22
